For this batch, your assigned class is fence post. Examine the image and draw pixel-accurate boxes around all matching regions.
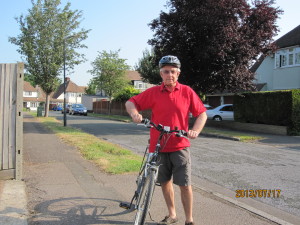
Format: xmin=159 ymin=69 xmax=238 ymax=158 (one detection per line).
xmin=15 ymin=63 xmax=24 ymax=180
xmin=0 ymin=63 xmax=23 ymax=180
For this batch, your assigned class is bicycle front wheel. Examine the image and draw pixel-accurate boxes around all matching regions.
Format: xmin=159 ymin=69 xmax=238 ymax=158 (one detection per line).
xmin=134 ymin=169 xmax=156 ymax=225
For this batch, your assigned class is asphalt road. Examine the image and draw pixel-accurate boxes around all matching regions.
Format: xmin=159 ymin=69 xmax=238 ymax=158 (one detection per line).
xmin=24 ymin=114 xmax=287 ymax=225
xmin=50 ymin=111 xmax=300 ymax=217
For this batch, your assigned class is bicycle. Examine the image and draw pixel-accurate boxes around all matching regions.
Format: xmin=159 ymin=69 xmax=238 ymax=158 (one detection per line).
xmin=120 ymin=118 xmax=187 ymax=225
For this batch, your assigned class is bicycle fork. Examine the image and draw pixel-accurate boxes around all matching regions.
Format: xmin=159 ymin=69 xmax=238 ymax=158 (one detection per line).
xmin=119 ymin=163 xmax=158 ymax=210
xmin=119 ymin=173 xmax=144 ymax=210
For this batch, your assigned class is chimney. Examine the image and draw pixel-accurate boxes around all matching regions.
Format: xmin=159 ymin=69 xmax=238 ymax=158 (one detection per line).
xmin=65 ymin=77 xmax=70 ymax=82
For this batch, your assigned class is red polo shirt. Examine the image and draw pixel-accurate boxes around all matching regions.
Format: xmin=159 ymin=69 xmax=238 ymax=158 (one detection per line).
xmin=129 ymin=82 xmax=206 ymax=152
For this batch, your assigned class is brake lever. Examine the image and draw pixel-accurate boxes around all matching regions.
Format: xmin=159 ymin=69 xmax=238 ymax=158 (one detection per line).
xmin=137 ymin=124 xmax=152 ymax=128
xmin=175 ymin=130 xmax=188 ymax=139
xmin=137 ymin=118 xmax=152 ymax=128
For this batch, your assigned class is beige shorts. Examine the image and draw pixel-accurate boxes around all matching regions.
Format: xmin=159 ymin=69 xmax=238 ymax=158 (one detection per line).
xmin=157 ymin=148 xmax=191 ymax=186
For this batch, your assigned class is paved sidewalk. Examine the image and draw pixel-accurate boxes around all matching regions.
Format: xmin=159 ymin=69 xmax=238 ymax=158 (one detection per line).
xmin=0 ymin=114 xmax=299 ymax=225
xmin=0 ymin=180 xmax=28 ymax=225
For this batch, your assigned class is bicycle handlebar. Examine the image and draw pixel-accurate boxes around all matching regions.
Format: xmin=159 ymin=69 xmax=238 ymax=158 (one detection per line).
xmin=140 ymin=118 xmax=188 ymax=138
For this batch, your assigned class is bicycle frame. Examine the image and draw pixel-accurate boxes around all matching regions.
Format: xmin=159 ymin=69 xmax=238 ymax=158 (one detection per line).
xmin=134 ymin=125 xmax=172 ymax=204
xmin=119 ymin=119 xmax=187 ymax=224
xmin=135 ymin=154 xmax=158 ymax=206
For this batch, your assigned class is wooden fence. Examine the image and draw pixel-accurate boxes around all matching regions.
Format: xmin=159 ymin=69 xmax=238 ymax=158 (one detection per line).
xmin=0 ymin=63 xmax=24 ymax=180
xmin=93 ymin=101 xmax=129 ymax=116
xmin=93 ymin=100 xmax=152 ymax=118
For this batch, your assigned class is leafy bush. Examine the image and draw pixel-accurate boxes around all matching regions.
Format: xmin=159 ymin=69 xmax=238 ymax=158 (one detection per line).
xmin=114 ymin=87 xmax=140 ymax=102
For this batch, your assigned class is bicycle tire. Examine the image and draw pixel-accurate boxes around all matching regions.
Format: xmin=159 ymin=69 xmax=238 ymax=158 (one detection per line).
xmin=134 ymin=169 xmax=156 ymax=225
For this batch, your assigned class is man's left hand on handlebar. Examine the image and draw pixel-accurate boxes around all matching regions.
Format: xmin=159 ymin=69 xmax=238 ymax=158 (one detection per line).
xmin=187 ymin=130 xmax=199 ymax=139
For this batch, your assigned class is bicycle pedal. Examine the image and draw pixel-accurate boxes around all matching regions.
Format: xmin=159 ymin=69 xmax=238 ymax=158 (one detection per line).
xmin=119 ymin=202 xmax=131 ymax=209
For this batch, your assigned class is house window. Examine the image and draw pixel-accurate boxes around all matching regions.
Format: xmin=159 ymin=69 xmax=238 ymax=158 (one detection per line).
xmin=296 ymin=53 xmax=300 ymax=64
xmin=134 ymin=81 xmax=145 ymax=89
xmin=281 ymin=54 xmax=287 ymax=67
xmin=25 ymin=91 xmax=32 ymax=96
xmin=275 ymin=47 xmax=300 ymax=68
xmin=30 ymin=102 xmax=38 ymax=107
xmin=288 ymin=54 xmax=294 ymax=65
xmin=138 ymin=83 xmax=144 ymax=89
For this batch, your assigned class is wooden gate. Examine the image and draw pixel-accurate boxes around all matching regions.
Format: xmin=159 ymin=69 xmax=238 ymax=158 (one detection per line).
xmin=0 ymin=63 xmax=24 ymax=180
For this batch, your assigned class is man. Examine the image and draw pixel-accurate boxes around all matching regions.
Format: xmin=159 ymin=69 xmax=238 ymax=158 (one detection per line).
xmin=125 ymin=55 xmax=207 ymax=225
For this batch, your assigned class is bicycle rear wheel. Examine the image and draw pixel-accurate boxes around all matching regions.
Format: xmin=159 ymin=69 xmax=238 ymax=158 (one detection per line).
xmin=134 ymin=169 xmax=156 ymax=225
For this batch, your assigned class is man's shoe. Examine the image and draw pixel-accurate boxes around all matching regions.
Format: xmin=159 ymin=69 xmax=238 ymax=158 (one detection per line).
xmin=185 ymin=222 xmax=194 ymax=225
xmin=157 ymin=216 xmax=179 ymax=224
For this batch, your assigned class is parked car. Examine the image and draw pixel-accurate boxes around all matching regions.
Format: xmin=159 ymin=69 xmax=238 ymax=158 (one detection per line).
xmin=69 ymin=104 xmax=88 ymax=116
xmin=204 ymin=104 xmax=213 ymax=110
xmin=61 ymin=104 xmax=71 ymax=114
xmin=189 ymin=104 xmax=213 ymax=118
xmin=206 ymin=104 xmax=234 ymax=121
xmin=52 ymin=105 xmax=62 ymax=111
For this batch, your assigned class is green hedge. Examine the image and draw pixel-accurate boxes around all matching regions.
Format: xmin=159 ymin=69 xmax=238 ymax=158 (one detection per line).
xmin=234 ymin=90 xmax=300 ymax=135
xmin=289 ymin=90 xmax=300 ymax=135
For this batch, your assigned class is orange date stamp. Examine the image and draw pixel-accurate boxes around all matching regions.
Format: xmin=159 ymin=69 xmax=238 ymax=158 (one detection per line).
xmin=236 ymin=189 xmax=281 ymax=198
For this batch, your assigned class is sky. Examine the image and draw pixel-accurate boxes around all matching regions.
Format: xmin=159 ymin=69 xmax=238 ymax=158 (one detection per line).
xmin=0 ymin=0 xmax=299 ymax=87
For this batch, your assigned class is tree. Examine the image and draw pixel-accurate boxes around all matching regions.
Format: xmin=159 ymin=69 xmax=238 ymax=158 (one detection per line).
xmin=24 ymin=73 xmax=36 ymax=87
xmin=89 ymin=50 xmax=130 ymax=114
xmin=135 ymin=49 xmax=160 ymax=84
xmin=85 ymin=78 xmax=97 ymax=95
xmin=9 ymin=0 xmax=90 ymax=116
xmin=24 ymin=72 xmax=62 ymax=93
xmin=148 ymin=0 xmax=282 ymax=94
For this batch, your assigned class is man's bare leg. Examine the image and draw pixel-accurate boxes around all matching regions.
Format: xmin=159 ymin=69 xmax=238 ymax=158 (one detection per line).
xmin=161 ymin=180 xmax=177 ymax=219
xmin=180 ymin=185 xmax=193 ymax=223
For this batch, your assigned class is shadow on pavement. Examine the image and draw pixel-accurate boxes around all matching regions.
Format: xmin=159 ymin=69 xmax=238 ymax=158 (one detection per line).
xmin=30 ymin=197 xmax=138 ymax=225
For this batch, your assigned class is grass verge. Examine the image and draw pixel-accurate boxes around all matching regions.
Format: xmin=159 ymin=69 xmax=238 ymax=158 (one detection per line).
xmin=202 ymin=127 xmax=263 ymax=142
xmin=34 ymin=115 xmax=141 ymax=174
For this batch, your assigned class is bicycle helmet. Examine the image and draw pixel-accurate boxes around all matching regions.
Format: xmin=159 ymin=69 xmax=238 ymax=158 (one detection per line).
xmin=159 ymin=55 xmax=181 ymax=68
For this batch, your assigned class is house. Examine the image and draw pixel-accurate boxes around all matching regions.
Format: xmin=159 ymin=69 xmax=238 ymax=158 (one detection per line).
xmin=52 ymin=77 xmax=86 ymax=106
xmin=252 ymin=24 xmax=300 ymax=91
xmin=23 ymin=77 xmax=86 ymax=110
xmin=206 ymin=25 xmax=300 ymax=107
xmin=85 ymin=70 xmax=154 ymax=112
xmin=93 ymin=70 xmax=153 ymax=99
xmin=126 ymin=70 xmax=154 ymax=92
xmin=94 ymin=70 xmax=153 ymax=96
xmin=23 ymin=81 xmax=45 ymax=111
